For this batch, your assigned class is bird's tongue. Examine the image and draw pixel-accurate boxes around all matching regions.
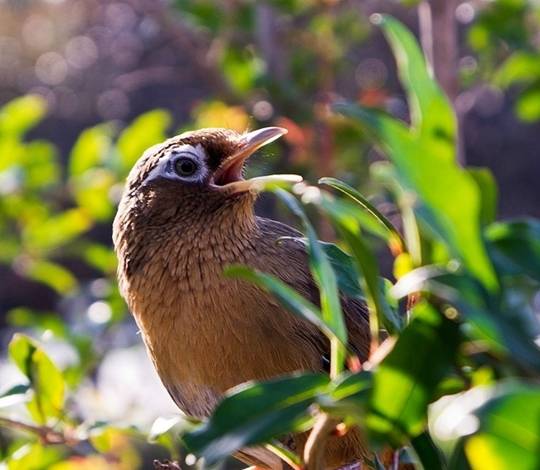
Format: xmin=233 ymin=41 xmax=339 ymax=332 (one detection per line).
xmin=212 ymin=126 xmax=302 ymax=193
xmin=223 ymin=174 xmax=303 ymax=194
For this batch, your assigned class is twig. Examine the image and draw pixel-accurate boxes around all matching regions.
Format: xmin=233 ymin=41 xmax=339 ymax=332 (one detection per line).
xmin=303 ymin=412 xmax=337 ymax=470
xmin=0 ymin=416 xmax=76 ymax=446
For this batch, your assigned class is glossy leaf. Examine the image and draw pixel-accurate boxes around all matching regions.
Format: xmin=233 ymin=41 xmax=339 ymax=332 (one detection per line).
xmin=335 ymin=15 xmax=498 ymax=291
xmin=183 ymin=373 xmax=329 ymax=465
xmin=318 ymin=177 xmax=405 ymax=251
xmin=285 ymin=237 xmax=364 ymax=299
xmin=275 ymin=189 xmax=347 ymax=345
xmin=486 ymin=219 xmax=540 ymax=282
xmin=393 ymin=268 xmax=540 ymax=373
xmin=435 ymin=382 xmax=540 ymax=470
xmin=367 ymin=301 xmax=460 ymax=444
xmin=315 ymin=192 xmax=402 ymax=334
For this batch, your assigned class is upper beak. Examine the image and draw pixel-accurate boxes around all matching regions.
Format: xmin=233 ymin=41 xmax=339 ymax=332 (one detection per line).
xmin=212 ymin=127 xmax=288 ymax=187
xmin=212 ymin=126 xmax=302 ymax=193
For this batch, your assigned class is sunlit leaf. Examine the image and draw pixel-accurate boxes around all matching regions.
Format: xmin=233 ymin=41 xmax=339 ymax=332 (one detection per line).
xmin=284 ymin=237 xmax=364 ymax=299
xmin=435 ymin=382 xmax=540 ymax=470
xmin=335 ymin=15 xmax=498 ymax=291
xmin=515 ymin=87 xmax=540 ymax=122
xmin=319 ymin=177 xmax=405 ymax=252
xmin=183 ymin=373 xmax=329 ymax=465
xmin=117 ymin=110 xmax=171 ymax=173
xmin=275 ymin=188 xmax=348 ymax=376
xmin=0 ymin=95 xmax=46 ymax=137
xmin=23 ymin=208 xmax=91 ymax=253
xmin=25 ymin=260 xmax=77 ymax=294
xmin=21 ymin=141 xmax=60 ymax=190
xmin=314 ymin=191 xmax=402 ymax=334
xmin=277 ymin=190 xmax=347 ymax=340
xmin=367 ymin=301 xmax=460 ymax=444
xmin=393 ymin=268 xmax=540 ymax=373
xmin=8 ymin=334 xmax=65 ymax=424
xmin=72 ymin=168 xmax=116 ymax=221
xmin=69 ymin=124 xmax=114 ymax=176
xmin=374 ymin=14 xmax=455 ymax=158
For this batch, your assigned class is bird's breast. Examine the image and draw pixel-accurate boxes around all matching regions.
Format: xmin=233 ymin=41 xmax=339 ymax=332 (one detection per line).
xmin=122 ymin=232 xmax=318 ymax=417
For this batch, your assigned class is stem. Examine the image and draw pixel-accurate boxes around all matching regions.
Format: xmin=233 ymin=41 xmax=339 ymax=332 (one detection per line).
xmin=303 ymin=413 xmax=336 ymax=470
xmin=265 ymin=440 xmax=303 ymax=470
xmin=0 ymin=416 xmax=72 ymax=445
xmin=330 ymin=337 xmax=345 ymax=379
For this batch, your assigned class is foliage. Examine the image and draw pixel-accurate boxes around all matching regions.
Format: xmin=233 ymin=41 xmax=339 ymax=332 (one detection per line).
xmin=469 ymin=0 xmax=540 ymax=122
xmin=0 ymin=8 xmax=539 ymax=470
xmin=179 ymin=15 xmax=540 ymax=470
xmin=0 ymin=97 xmax=175 ymax=468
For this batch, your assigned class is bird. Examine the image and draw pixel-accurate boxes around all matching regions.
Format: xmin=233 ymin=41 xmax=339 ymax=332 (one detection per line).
xmin=112 ymin=127 xmax=371 ymax=469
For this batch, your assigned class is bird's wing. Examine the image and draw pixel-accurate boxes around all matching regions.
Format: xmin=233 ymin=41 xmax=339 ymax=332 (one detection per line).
xmin=255 ymin=217 xmax=370 ymax=362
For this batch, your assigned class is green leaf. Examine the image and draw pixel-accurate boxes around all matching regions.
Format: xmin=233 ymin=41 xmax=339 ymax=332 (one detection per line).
xmin=6 ymin=442 xmax=64 ymax=470
xmin=392 ymin=268 xmax=540 ymax=373
xmin=0 ymin=95 xmax=46 ymax=137
xmin=515 ymin=87 xmax=540 ymax=122
xmin=467 ymin=168 xmax=498 ymax=226
xmin=315 ymin=192 xmax=402 ymax=334
xmin=318 ymin=371 xmax=372 ymax=422
xmin=183 ymin=373 xmax=329 ymax=465
xmin=23 ymin=208 xmax=91 ymax=253
xmin=21 ymin=141 xmax=60 ymax=190
xmin=72 ymin=168 xmax=116 ymax=221
xmin=25 ymin=260 xmax=77 ymax=294
xmin=275 ymin=189 xmax=347 ymax=346
xmin=486 ymin=219 xmax=540 ymax=282
xmin=373 ymin=14 xmax=455 ymax=158
xmin=224 ymin=265 xmax=335 ymax=340
xmin=8 ymin=334 xmax=65 ymax=424
xmin=319 ymin=177 xmax=405 ymax=252
xmin=285 ymin=238 xmax=364 ymax=299
xmin=0 ymin=384 xmax=31 ymax=409
xmin=411 ymin=431 xmax=447 ymax=470
xmin=367 ymin=301 xmax=460 ymax=444
xmin=116 ymin=110 xmax=171 ymax=174
xmin=495 ymin=52 xmax=540 ymax=87
xmin=69 ymin=124 xmax=114 ymax=176
xmin=335 ymin=16 xmax=498 ymax=291
xmin=436 ymin=382 xmax=540 ymax=470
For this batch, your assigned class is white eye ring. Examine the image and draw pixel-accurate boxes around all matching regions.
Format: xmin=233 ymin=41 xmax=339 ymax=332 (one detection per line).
xmin=142 ymin=144 xmax=208 ymax=186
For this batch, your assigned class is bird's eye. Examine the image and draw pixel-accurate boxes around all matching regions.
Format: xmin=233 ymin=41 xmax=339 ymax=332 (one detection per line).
xmin=174 ymin=157 xmax=198 ymax=177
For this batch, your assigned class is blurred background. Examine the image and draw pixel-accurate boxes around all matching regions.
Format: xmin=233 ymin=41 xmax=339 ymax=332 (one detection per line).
xmin=0 ymin=0 xmax=539 ymax=468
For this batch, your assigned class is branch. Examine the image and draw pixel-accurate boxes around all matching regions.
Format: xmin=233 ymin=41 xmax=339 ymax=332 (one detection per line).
xmin=0 ymin=416 xmax=76 ymax=446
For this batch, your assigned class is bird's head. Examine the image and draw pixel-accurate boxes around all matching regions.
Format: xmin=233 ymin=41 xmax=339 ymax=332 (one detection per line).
xmin=119 ymin=127 xmax=300 ymax=224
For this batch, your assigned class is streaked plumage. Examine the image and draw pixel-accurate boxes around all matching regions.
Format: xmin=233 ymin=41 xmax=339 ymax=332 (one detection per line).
xmin=113 ymin=128 xmax=370 ymax=469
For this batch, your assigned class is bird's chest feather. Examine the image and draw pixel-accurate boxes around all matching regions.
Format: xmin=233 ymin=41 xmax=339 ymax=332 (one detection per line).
xmin=123 ymin=226 xmax=317 ymax=416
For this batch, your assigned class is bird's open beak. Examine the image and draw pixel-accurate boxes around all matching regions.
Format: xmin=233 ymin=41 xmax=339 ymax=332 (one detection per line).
xmin=212 ymin=127 xmax=302 ymax=194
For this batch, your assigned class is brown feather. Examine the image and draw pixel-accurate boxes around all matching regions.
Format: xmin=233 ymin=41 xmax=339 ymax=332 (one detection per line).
xmin=113 ymin=129 xmax=370 ymax=468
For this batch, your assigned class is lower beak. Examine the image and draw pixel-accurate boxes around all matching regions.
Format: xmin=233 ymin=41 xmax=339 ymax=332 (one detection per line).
xmin=212 ymin=127 xmax=302 ymax=193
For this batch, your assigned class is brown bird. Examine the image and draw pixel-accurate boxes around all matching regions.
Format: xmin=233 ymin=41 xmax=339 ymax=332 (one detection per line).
xmin=113 ymin=127 xmax=370 ymax=469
